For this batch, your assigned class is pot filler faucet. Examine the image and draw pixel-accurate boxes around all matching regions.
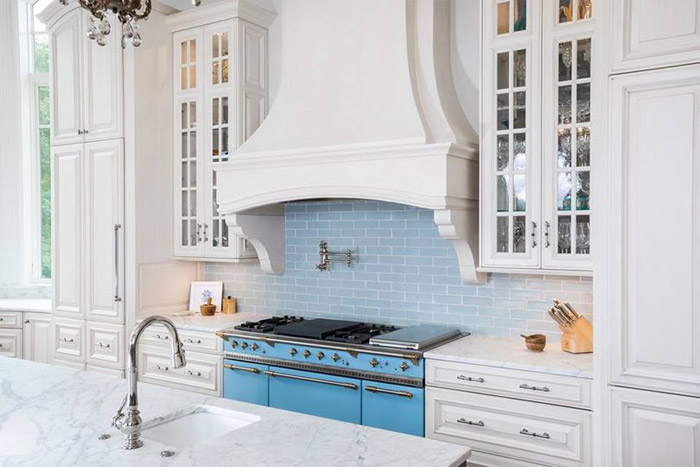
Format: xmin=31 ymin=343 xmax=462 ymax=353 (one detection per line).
xmin=112 ymin=316 xmax=187 ymax=450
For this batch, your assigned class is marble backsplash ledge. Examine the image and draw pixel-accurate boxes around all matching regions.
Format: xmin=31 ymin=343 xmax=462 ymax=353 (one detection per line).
xmin=204 ymin=200 xmax=592 ymax=341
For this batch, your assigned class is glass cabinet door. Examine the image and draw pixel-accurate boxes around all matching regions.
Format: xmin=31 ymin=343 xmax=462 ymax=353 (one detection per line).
xmin=178 ymin=99 xmax=200 ymax=251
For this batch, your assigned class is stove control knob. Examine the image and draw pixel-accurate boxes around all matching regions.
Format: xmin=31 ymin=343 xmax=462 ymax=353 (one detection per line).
xmin=317 ymin=351 xmax=325 ymax=360
xmin=369 ymin=358 xmax=380 ymax=368
xmin=289 ymin=348 xmax=297 ymax=356
xmin=400 ymin=362 xmax=409 ymax=372
xmin=302 ymin=350 xmax=311 ymax=358
xmin=231 ymin=340 xmax=238 ymax=348
xmin=241 ymin=342 xmax=248 ymax=349
xmin=331 ymin=353 xmax=340 ymax=362
xmin=251 ymin=343 xmax=259 ymax=351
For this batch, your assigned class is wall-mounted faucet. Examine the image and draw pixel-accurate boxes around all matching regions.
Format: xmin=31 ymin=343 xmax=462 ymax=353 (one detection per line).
xmin=315 ymin=241 xmax=353 ymax=271
xmin=112 ymin=316 xmax=186 ymax=450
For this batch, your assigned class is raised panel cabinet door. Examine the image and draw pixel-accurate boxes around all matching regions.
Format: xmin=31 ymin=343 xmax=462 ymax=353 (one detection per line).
xmin=52 ymin=144 xmax=84 ymax=318
xmin=611 ymin=387 xmax=700 ymax=467
xmin=84 ymin=140 xmax=124 ymax=323
xmin=49 ymin=10 xmax=83 ymax=145
xmin=612 ymin=0 xmax=700 ymax=73
xmin=609 ymin=64 xmax=700 ymax=396
xmin=23 ymin=313 xmax=52 ymax=364
xmin=82 ymin=11 xmax=123 ymax=141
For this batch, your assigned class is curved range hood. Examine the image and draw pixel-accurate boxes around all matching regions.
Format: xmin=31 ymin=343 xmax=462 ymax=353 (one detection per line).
xmin=215 ymin=0 xmax=484 ymax=283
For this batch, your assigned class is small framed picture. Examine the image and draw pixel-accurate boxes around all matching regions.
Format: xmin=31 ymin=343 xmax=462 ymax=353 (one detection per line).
xmin=189 ymin=281 xmax=223 ymax=313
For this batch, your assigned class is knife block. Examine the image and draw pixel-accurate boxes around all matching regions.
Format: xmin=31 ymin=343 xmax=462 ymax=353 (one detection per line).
xmin=559 ymin=316 xmax=593 ymax=354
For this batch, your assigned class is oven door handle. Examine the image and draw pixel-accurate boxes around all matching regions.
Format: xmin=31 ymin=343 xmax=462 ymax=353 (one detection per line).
xmin=364 ymin=385 xmax=414 ymax=399
xmin=224 ymin=363 xmax=260 ymax=374
xmin=263 ymin=370 xmax=358 ymax=390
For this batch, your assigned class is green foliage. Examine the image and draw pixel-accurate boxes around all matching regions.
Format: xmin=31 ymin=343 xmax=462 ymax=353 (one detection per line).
xmin=38 ymin=86 xmax=51 ymax=278
xmin=34 ymin=36 xmax=49 ymax=73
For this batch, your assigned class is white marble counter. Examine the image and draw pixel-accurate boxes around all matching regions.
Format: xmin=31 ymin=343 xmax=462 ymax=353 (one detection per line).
xmin=0 ymin=299 xmax=51 ymax=313
xmin=0 ymin=358 xmax=469 ymax=467
xmin=145 ymin=312 xmax=270 ymax=333
xmin=424 ymin=335 xmax=593 ymax=378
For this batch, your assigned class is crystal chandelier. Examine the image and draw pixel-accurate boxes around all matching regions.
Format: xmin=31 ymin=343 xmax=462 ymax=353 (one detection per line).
xmin=58 ymin=0 xmax=149 ymax=48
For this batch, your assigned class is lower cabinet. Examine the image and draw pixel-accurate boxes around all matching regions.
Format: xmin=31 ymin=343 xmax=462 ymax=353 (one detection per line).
xmin=23 ymin=313 xmax=52 ymax=363
xmin=0 ymin=329 xmax=23 ymax=358
xmin=611 ymin=386 xmax=700 ymax=467
xmin=51 ymin=317 xmax=85 ymax=367
xmin=223 ymin=360 xmax=269 ymax=405
xmin=138 ymin=343 xmax=222 ymax=396
xmin=86 ymin=321 xmax=124 ymax=370
xmin=362 ymin=381 xmax=424 ymax=436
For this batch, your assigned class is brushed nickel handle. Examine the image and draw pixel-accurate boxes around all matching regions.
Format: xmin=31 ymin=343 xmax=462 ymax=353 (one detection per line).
xmin=185 ymin=369 xmax=202 ymax=377
xmin=364 ymin=386 xmax=413 ymax=399
xmin=97 ymin=342 xmax=111 ymax=348
xmin=83 ymin=129 xmax=89 ymax=134
xmin=544 ymin=221 xmax=551 ymax=248
xmin=457 ymin=375 xmax=485 ymax=383
xmin=457 ymin=418 xmax=484 ymax=427
xmin=61 ymin=337 xmax=74 ymax=343
xmin=155 ymin=364 xmax=169 ymax=371
xmin=224 ymin=363 xmax=260 ymax=374
xmin=520 ymin=428 xmax=550 ymax=439
xmin=155 ymin=334 xmax=169 ymax=340
xmin=519 ymin=383 xmax=550 ymax=392
xmin=185 ymin=338 xmax=202 ymax=344
xmin=263 ymin=370 xmax=358 ymax=390
xmin=531 ymin=221 xmax=538 ymax=248
xmin=113 ymin=224 xmax=122 ymax=302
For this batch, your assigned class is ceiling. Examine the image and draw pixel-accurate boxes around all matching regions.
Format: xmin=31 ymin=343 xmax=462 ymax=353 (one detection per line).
xmin=157 ymin=0 xmax=275 ymax=13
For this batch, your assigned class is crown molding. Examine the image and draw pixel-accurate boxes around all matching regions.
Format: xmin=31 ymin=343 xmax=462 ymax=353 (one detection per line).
xmin=165 ymin=0 xmax=276 ymax=32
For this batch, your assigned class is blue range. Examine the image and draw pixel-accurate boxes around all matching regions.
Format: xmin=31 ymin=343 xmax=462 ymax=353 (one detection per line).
xmin=217 ymin=317 xmax=462 ymax=437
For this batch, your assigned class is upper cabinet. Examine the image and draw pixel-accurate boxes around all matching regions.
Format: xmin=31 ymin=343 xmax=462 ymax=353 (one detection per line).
xmin=480 ymin=0 xmax=594 ymax=274
xmin=611 ymin=0 xmax=700 ymax=73
xmin=48 ymin=8 xmax=122 ymax=146
xmin=167 ymin=1 xmax=274 ymax=261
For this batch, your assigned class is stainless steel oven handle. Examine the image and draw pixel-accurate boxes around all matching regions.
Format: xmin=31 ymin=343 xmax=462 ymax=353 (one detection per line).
xmin=224 ymin=363 xmax=260 ymax=374
xmin=263 ymin=370 xmax=358 ymax=390
xmin=364 ymin=386 xmax=413 ymax=399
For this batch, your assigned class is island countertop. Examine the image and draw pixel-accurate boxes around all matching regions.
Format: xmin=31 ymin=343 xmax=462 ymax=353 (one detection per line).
xmin=0 ymin=358 xmax=469 ymax=467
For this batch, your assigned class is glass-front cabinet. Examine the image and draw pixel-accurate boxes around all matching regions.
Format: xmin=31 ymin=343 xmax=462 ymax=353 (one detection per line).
xmin=170 ymin=7 xmax=273 ymax=260
xmin=481 ymin=0 xmax=594 ymax=273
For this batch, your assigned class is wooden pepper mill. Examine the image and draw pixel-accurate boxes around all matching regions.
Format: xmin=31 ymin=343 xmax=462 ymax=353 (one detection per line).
xmin=200 ymin=296 xmax=216 ymax=316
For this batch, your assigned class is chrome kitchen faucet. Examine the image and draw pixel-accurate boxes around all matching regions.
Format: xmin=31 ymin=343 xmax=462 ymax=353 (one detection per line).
xmin=112 ymin=316 xmax=187 ymax=450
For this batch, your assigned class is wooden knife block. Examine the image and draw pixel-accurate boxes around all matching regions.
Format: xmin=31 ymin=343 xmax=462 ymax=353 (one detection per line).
xmin=559 ymin=316 xmax=593 ymax=354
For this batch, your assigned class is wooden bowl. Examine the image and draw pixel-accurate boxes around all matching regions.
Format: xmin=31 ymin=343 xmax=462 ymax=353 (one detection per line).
xmin=521 ymin=333 xmax=546 ymax=351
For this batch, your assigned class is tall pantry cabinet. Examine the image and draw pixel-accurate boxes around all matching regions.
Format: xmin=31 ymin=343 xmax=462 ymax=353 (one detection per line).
xmin=599 ymin=0 xmax=700 ymax=465
xmin=40 ymin=2 xmax=197 ymax=376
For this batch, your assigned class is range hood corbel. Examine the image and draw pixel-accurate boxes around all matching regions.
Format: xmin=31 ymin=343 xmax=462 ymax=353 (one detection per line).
xmin=215 ymin=0 xmax=486 ymax=284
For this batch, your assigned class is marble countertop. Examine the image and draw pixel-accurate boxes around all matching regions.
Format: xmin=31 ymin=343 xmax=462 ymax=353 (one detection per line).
xmin=0 ymin=299 xmax=51 ymax=313
xmin=145 ymin=312 xmax=270 ymax=333
xmin=424 ymin=335 xmax=593 ymax=378
xmin=0 ymin=358 xmax=469 ymax=467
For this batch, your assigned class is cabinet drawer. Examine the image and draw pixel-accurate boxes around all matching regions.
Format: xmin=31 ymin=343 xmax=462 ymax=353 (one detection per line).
xmin=140 ymin=324 xmax=221 ymax=354
xmin=0 ymin=312 xmax=22 ymax=329
xmin=427 ymin=387 xmax=591 ymax=466
xmin=86 ymin=322 xmax=124 ymax=369
xmin=138 ymin=344 xmax=221 ymax=396
xmin=52 ymin=318 xmax=85 ymax=363
xmin=426 ymin=359 xmax=591 ymax=409
xmin=0 ymin=329 xmax=22 ymax=358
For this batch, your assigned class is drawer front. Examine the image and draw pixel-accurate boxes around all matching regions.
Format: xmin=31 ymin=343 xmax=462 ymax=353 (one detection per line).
xmin=0 ymin=312 xmax=22 ymax=329
xmin=0 ymin=329 xmax=22 ymax=358
xmin=139 ymin=344 xmax=221 ymax=396
xmin=52 ymin=318 xmax=85 ymax=363
xmin=362 ymin=381 xmax=424 ymax=436
xmin=427 ymin=387 xmax=591 ymax=466
xmin=140 ymin=325 xmax=220 ymax=354
xmin=86 ymin=322 xmax=124 ymax=369
xmin=223 ymin=359 xmax=270 ymax=406
xmin=426 ymin=360 xmax=591 ymax=408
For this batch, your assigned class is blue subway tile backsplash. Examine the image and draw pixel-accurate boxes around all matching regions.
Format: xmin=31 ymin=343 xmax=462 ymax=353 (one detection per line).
xmin=205 ymin=200 xmax=592 ymax=340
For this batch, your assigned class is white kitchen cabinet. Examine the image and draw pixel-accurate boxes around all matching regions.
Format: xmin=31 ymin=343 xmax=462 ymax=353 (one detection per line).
xmin=611 ymin=387 xmax=700 ymax=467
xmin=86 ymin=321 xmax=124 ymax=370
xmin=608 ymin=63 xmax=700 ymax=397
xmin=138 ymin=343 xmax=222 ymax=396
xmin=48 ymin=7 xmax=122 ymax=146
xmin=168 ymin=1 xmax=274 ymax=261
xmin=0 ymin=329 xmax=23 ymax=359
xmin=52 ymin=317 xmax=85 ymax=367
xmin=611 ymin=0 xmax=700 ymax=73
xmin=23 ymin=313 xmax=52 ymax=364
xmin=480 ymin=0 xmax=594 ymax=273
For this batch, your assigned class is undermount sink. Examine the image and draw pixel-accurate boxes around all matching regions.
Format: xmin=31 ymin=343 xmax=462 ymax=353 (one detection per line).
xmin=141 ymin=405 xmax=260 ymax=448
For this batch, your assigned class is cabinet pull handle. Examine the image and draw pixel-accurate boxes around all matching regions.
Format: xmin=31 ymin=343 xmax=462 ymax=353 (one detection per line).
xmin=264 ymin=370 xmax=358 ymax=390
xmin=155 ymin=334 xmax=169 ymax=340
xmin=196 ymin=223 xmax=203 ymax=243
xmin=83 ymin=129 xmax=89 ymax=134
xmin=155 ymin=364 xmax=169 ymax=371
xmin=364 ymin=386 xmax=413 ymax=399
xmin=0 ymin=343 xmax=3 ymax=348
xmin=97 ymin=342 xmax=111 ymax=348
xmin=531 ymin=221 xmax=537 ymax=248
xmin=61 ymin=337 xmax=74 ymax=343
xmin=78 ymin=129 xmax=83 ymax=135
xmin=544 ymin=221 xmax=551 ymax=248
xmin=113 ymin=224 xmax=122 ymax=302
xmin=185 ymin=369 xmax=202 ymax=377
xmin=203 ymin=223 xmax=209 ymax=243
xmin=457 ymin=418 xmax=484 ymax=427
xmin=457 ymin=375 xmax=485 ymax=383
xmin=224 ymin=363 xmax=260 ymax=374
xmin=519 ymin=428 xmax=550 ymax=439
xmin=519 ymin=383 xmax=550 ymax=392
xmin=24 ymin=319 xmax=30 ymax=324
xmin=185 ymin=338 xmax=202 ymax=344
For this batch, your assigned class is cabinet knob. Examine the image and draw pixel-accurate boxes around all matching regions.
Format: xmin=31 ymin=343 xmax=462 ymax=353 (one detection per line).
xmin=369 ymin=358 xmax=379 ymax=367
xmin=251 ymin=343 xmax=259 ymax=351
xmin=231 ymin=340 xmax=238 ymax=348
xmin=289 ymin=348 xmax=297 ymax=356
xmin=400 ymin=362 xmax=409 ymax=371
xmin=241 ymin=342 xmax=248 ymax=349
xmin=317 ymin=351 xmax=325 ymax=360
xmin=331 ymin=353 xmax=340 ymax=362
xmin=302 ymin=349 xmax=311 ymax=358
xmin=24 ymin=319 xmax=30 ymax=324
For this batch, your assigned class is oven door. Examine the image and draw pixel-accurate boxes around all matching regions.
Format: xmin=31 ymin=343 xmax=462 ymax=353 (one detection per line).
xmin=267 ymin=366 xmax=361 ymax=424
xmin=362 ymin=381 xmax=424 ymax=436
xmin=223 ymin=359 xmax=269 ymax=406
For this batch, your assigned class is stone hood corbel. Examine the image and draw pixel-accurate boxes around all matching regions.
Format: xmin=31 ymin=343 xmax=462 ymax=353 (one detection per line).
xmin=215 ymin=0 xmax=485 ymax=284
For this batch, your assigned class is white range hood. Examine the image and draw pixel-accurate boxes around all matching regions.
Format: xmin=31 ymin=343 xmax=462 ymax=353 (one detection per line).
xmin=215 ymin=0 xmax=484 ymax=283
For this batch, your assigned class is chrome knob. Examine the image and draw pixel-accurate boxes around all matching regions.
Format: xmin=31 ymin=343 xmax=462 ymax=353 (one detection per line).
xmin=231 ymin=340 xmax=238 ymax=348
xmin=331 ymin=353 xmax=340 ymax=362
xmin=251 ymin=343 xmax=259 ymax=351
xmin=317 ymin=351 xmax=325 ymax=360
xmin=370 ymin=358 xmax=379 ymax=368
xmin=400 ymin=362 xmax=409 ymax=371
xmin=241 ymin=342 xmax=248 ymax=349
xmin=302 ymin=350 xmax=311 ymax=358
xmin=289 ymin=348 xmax=297 ymax=356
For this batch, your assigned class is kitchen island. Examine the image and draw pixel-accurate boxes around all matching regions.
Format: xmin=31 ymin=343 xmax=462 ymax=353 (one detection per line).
xmin=0 ymin=357 xmax=470 ymax=467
